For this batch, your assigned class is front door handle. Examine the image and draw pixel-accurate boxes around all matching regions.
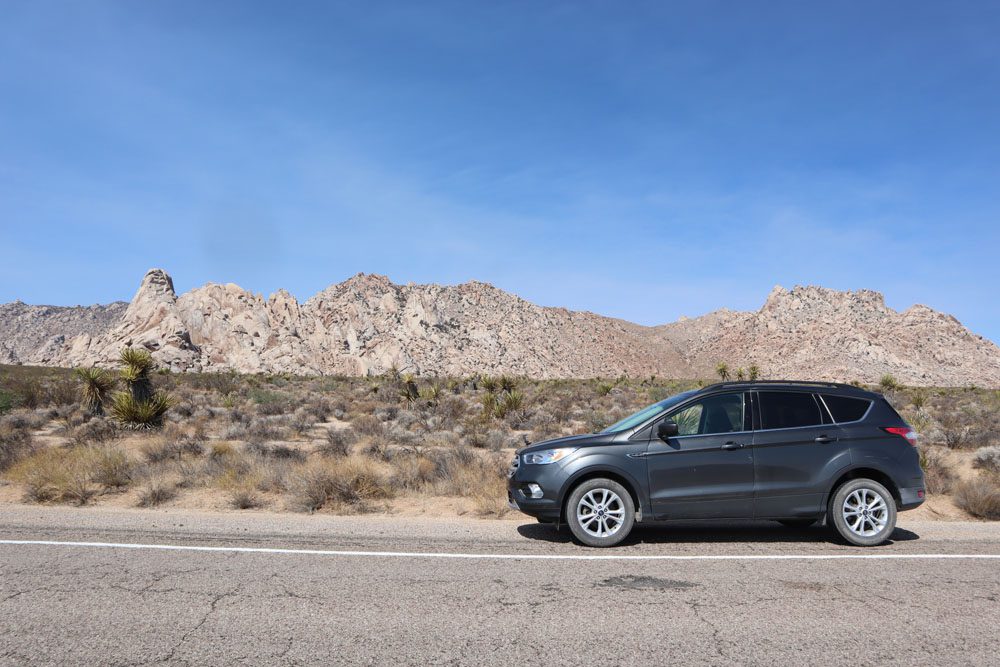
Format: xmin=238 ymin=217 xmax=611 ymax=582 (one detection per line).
xmin=721 ymin=441 xmax=744 ymax=450
xmin=814 ymin=435 xmax=837 ymax=444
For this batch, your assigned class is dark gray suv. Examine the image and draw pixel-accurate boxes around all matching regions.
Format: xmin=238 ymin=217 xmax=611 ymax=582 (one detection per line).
xmin=508 ymin=381 xmax=924 ymax=547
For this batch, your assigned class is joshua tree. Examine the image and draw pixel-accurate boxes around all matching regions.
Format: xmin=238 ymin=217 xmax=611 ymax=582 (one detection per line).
xmin=715 ymin=362 xmax=730 ymax=382
xmin=748 ymin=364 xmax=761 ymax=381
xmin=74 ymin=367 xmax=116 ymax=417
xmin=110 ymin=347 xmax=172 ymax=429
xmin=735 ymin=368 xmax=746 ymax=381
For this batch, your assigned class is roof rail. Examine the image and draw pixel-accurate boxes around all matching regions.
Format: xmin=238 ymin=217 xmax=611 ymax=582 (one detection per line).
xmin=699 ymin=380 xmax=863 ymax=392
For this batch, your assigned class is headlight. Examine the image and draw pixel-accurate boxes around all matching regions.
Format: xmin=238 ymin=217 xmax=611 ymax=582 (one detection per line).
xmin=522 ymin=448 xmax=576 ymax=465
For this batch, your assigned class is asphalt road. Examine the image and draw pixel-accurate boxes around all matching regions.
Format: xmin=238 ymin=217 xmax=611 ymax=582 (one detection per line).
xmin=1 ymin=507 xmax=998 ymax=666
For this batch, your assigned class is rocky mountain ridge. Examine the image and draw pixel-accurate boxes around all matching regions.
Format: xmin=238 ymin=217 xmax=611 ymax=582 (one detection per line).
xmin=2 ymin=269 xmax=999 ymax=386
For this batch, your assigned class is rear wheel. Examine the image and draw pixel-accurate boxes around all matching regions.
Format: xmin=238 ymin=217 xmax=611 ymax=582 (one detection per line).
xmin=829 ymin=478 xmax=897 ymax=546
xmin=566 ymin=478 xmax=635 ymax=547
xmin=777 ymin=519 xmax=817 ymax=529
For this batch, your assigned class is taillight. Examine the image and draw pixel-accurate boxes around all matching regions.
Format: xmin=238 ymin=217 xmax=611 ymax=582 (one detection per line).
xmin=882 ymin=426 xmax=918 ymax=445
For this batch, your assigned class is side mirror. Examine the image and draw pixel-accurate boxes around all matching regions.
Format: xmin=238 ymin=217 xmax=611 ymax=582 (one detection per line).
xmin=657 ymin=420 xmax=679 ymax=441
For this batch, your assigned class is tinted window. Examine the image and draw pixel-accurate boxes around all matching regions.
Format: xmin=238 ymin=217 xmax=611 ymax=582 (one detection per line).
xmin=821 ymin=394 xmax=871 ymax=423
xmin=759 ymin=392 xmax=822 ymax=429
xmin=669 ymin=393 xmax=744 ymax=436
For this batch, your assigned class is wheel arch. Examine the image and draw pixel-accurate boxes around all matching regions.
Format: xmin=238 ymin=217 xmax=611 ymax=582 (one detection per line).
xmin=558 ymin=468 xmax=644 ymax=524
xmin=828 ymin=467 xmax=902 ymax=507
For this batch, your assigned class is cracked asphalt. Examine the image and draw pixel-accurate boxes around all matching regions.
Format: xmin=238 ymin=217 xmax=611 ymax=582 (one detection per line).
xmin=1 ymin=507 xmax=999 ymax=665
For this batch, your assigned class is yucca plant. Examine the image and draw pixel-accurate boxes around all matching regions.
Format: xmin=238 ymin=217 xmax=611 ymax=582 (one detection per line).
xmin=74 ymin=367 xmax=116 ymax=416
xmin=715 ymin=362 xmax=730 ymax=382
xmin=748 ymin=364 xmax=761 ymax=381
xmin=480 ymin=375 xmax=499 ymax=394
xmin=498 ymin=375 xmax=518 ymax=393
xmin=110 ymin=347 xmax=172 ymax=429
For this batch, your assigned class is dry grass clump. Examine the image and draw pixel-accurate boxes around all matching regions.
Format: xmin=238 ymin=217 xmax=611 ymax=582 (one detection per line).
xmin=8 ymin=445 xmax=132 ymax=504
xmin=137 ymin=480 xmax=177 ymax=507
xmin=953 ymin=475 xmax=1000 ymax=520
xmin=287 ymin=456 xmax=394 ymax=513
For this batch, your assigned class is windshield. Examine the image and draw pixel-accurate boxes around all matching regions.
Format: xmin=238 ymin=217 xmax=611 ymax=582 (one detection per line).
xmin=599 ymin=390 xmax=699 ymax=434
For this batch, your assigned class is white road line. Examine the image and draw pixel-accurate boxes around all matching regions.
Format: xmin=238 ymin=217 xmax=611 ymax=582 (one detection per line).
xmin=1 ymin=539 xmax=999 ymax=561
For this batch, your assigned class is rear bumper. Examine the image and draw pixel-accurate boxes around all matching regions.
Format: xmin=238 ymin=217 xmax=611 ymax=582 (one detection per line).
xmin=898 ymin=486 xmax=926 ymax=511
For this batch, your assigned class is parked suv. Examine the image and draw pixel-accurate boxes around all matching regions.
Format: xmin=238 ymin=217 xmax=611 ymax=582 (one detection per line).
xmin=508 ymin=381 xmax=924 ymax=547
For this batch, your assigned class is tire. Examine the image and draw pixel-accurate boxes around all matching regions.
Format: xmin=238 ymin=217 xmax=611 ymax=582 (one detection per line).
xmin=828 ymin=478 xmax=897 ymax=547
xmin=777 ymin=519 xmax=817 ymax=529
xmin=566 ymin=478 xmax=635 ymax=547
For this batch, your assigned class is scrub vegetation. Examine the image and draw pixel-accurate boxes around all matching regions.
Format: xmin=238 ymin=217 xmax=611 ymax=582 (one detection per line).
xmin=1 ymin=362 xmax=998 ymax=519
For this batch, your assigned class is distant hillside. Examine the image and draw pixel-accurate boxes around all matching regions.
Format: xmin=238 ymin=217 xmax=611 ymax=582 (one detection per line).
xmin=1 ymin=269 xmax=998 ymax=386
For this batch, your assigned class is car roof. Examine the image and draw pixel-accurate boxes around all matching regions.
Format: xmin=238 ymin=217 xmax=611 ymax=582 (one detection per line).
xmin=697 ymin=380 xmax=880 ymax=399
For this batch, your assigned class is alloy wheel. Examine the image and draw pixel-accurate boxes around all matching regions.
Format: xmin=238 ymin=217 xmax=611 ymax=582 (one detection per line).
xmin=576 ymin=488 xmax=625 ymax=538
xmin=841 ymin=487 xmax=889 ymax=537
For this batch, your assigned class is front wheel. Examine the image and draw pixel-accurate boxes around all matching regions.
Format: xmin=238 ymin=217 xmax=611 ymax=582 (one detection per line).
xmin=829 ymin=478 xmax=897 ymax=546
xmin=566 ymin=478 xmax=635 ymax=547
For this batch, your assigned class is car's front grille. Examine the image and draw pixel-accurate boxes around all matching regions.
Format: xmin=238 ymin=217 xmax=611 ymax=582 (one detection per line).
xmin=507 ymin=455 xmax=519 ymax=479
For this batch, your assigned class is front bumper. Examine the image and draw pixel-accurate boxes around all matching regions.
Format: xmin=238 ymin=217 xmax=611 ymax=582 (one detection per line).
xmin=507 ymin=461 xmax=564 ymax=521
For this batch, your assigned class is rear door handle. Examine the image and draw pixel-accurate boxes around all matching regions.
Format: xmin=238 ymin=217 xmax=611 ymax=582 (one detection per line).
xmin=815 ymin=435 xmax=837 ymax=444
xmin=721 ymin=441 xmax=744 ymax=450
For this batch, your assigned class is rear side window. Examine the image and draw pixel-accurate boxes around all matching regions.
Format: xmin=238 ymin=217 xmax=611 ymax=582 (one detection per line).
xmin=758 ymin=392 xmax=823 ymax=429
xmin=821 ymin=394 xmax=872 ymax=423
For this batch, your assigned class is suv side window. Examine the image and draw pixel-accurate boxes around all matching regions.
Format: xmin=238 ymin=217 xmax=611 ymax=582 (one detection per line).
xmin=821 ymin=394 xmax=872 ymax=423
xmin=668 ymin=393 xmax=745 ymax=436
xmin=758 ymin=391 xmax=823 ymax=430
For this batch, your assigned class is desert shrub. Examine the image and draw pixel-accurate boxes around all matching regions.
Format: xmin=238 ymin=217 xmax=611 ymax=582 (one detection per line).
xmin=485 ymin=429 xmax=513 ymax=452
xmin=210 ymin=442 xmax=235 ymax=459
xmin=0 ymin=389 xmax=18 ymax=415
xmin=69 ymin=418 xmax=120 ymax=447
xmin=0 ymin=420 xmax=35 ymax=471
xmin=351 ymin=414 xmax=385 ymax=438
xmin=289 ymin=408 xmax=315 ymax=436
xmin=137 ymin=481 xmax=177 ymax=507
xmin=230 ymin=417 xmax=288 ymax=444
xmin=287 ymin=457 xmax=393 ymax=512
xmin=246 ymin=441 xmax=307 ymax=462
xmin=973 ymin=446 xmax=1000 ymax=473
xmin=140 ymin=435 xmax=204 ymax=463
xmin=954 ymin=476 xmax=1000 ymax=520
xmin=319 ymin=427 xmax=357 ymax=457
xmin=918 ymin=445 xmax=955 ymax=495
xmin=938 ymin=411 xmax=971 ymax=449
xmin=879 ymin=374 xmax=899 ymax=392
xmin=250 ymin=389 xmax=294 ymax=415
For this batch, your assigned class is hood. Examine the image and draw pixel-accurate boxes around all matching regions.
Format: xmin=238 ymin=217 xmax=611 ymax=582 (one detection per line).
xmin=518 ymin=432 xmax=617 ymax=455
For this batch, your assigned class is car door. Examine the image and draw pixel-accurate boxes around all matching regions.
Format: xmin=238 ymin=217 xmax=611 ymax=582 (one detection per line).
xmin=751 ymin=391 xmax=852 ymax=518
xmin=645 ymin=391 xmax=755 ymax=519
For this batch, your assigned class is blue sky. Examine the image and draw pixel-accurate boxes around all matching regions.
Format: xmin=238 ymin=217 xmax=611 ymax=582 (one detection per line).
xmin=2 ymin=1 xmax=999 ymax=340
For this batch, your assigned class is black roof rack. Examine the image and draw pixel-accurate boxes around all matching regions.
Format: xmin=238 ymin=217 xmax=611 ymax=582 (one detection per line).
xmin=699 ymin=380 xmax=864 ymax=392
